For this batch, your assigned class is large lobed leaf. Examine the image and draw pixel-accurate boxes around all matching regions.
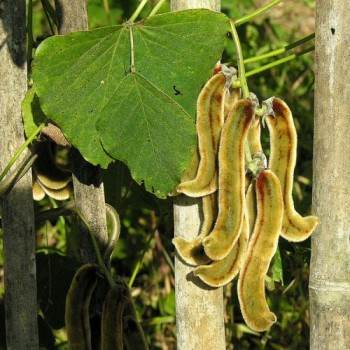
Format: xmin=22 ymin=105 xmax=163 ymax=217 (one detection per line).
xmin=32 ymin=9 xmax=230 ymax=197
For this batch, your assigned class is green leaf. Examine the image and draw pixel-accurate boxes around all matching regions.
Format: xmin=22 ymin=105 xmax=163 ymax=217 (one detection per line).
xmin=272 ymin=247 xmax=284 ymax=285
xmin=97 ymin=73 xmax=195 ymax=196
xmin=132 ymin=10 xmax=230 ymax=116
xmin=32 ymin=9 xmax=230 ymax=196
xmin=33 ymin=25 xmax=128 ymax=168
xmin=21 ymin=88 xmax=47 ymax=138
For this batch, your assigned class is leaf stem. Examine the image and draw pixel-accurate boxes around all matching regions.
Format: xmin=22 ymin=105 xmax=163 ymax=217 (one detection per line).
xmin=129 ymin=0 xmax=148 ymax=23
xmin=0 ymin=123 xmax=44 ymax=183
xmin=148 ymin=0 xmax=167 ymax=17
xmin=244 ymin=33 xmax=315 ymax=64
xmin=230 ymin=21 xmax=249 ymax=98
xmin=234 ymin=0 xmax=282 ymax=27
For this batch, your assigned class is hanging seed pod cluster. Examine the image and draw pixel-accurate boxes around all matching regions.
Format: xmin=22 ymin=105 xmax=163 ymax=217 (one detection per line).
xmin=173 ymin=64 xmax=319 ymax=332
xmin=65 ymin=264 xmax=149 ymax=350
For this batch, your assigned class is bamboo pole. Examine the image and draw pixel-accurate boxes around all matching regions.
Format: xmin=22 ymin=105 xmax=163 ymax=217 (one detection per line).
xmin=0 ymin=1 xmax=39 ymax=348
xmin=54 ymin=0 xmax=109 ymax=263
xmin=171 ymin=1 xmax=225 ymax=349
xmin=310 ymin=1 xmax=350 ymax=348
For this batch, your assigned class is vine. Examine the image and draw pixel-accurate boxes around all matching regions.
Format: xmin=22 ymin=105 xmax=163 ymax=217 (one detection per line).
xmin=0 ymin=0 xmax=317 ymax=346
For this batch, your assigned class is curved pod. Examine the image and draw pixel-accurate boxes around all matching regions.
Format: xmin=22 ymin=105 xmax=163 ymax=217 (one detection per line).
xmin=248 ymin=114 xmax=263 ymax=155
xmin=176 ymin=72 xmax=228 ymax=197
xmin=224 ymin=86 xmax=241 ymax=120
xmin=172 ymin=193 xmax=217 ymax=266
xmin=237 ymin=169 xmax=283 ymax=332
xmin=193 ymin=211 xmax=248 ymax=287
xmin=101 ymin=287 xmax=124 ymax=350
xmin=266 ymin=98 xmax=319 ymax=241
xmin=203 ymin=99 xmax=254 ymax=260
xmin=65 ymin=264 xmax=98 ymax=350
xmin=123 ymin=316 xmax=149 ymax=350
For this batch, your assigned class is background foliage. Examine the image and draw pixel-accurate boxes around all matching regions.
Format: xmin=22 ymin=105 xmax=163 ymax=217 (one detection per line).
xmin=0 ymin=0 xmax=315 ymax=349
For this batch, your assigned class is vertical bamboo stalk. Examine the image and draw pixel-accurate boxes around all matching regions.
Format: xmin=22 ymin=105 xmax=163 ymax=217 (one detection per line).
xmin=0 ymin=1 xmax=39 ymax=348
xmin=171 ymin=1 xmax=225 ymax=349
xmin=310 ymin=1 xmax=350 ymax=348
xmin=54 ymin=0 xmax=109 ymax=263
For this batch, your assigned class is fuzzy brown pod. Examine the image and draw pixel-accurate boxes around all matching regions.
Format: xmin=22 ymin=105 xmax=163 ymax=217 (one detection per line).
xmin=265 ymin=98 xmax=319 ymax=241
xmin=203 ymin=99 xmax=254 ymax=261
xmin=65 ymin=264 xmax=98 ymax=350
xmin=176 ymin=66 xmax=236 ymax=197
xmin=238 ymin=169 xmax=283 ymax=332
xmin=172 ymin=192 xmax=217 ymax=266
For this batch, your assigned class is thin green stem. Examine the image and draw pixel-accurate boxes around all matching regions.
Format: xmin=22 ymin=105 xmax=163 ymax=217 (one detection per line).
xmin=285 ymin=33 xmax=315 ymax=51
xmin=102 ymin=0 xmax=112 ymax=25
xmin=40 ymin=0 xmax=57 ymax=35
xmin=148 ymin=0 xmax=167 ymax=17
xmin=244 ymin=48 xmax=285 ymax=65
xmin=41 ymin=0 xmax=58 ymax=26
xmin=0 ymin=151 xmax=38 ymax=197
xmin=245 ymin=46 xmax=314 ymax=78
xmin=230 ymin=21 xmax=249 ymax=98
xmin=129 ymin=0 xmax=148 ymax=22
xmin=230 ymin=21 xmax=253 ymax=165
xmin=234 ymin=0 xmax=282 ymax=27
xmin=161 ymin=244 xmax=175 ymax=275
xmin=244 ymin=33 xmax=315 ymax=64
xmin=35 ymin=201 xmax=120 ymax=284
xmin=0 ymin=123 xmax=44 ymax=183
xmin=128 ymin=235 xmax=153 ymax=288
xmin=69 ymin=205 xmax=116 ymax=288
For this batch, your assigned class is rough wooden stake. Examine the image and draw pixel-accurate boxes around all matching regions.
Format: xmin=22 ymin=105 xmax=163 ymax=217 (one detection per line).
xmin=0 ymin=1 xmax=39 ymax=348
xmin=171 ymin=1 xmax=226 ymax=349
xmin=54 ymin=0 xmax=109 ymax=263
xmin=310 ymin=1 xmax=350 ymax=349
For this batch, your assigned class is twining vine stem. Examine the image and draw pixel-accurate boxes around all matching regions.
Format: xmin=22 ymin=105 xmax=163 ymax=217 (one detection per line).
xmin=234 ymin=0 xmax=282 ymax=27
xmin=230 ymin=21 xmax=249 ymax=99
xmin=36 ymin=201 xmax=119 ymax=288
xmin=128 ymin=235 xmax=153 ymax=288
xmin=245 ymin=46 xmax=315 ymax=78
xmin=129 ymin=0 xmax=148 ymax=23
xmin=0 ymin=123 xmax=44 ymax=183
xmin=0 ymin=151 xmax=37 ymax=197
xmin=41 ymin=0 xmax=58 ymax=34
xmin=244 ymin=33 xmax=315 ymax=64
xmin=148 ymin=0 xmax=167 ymax=17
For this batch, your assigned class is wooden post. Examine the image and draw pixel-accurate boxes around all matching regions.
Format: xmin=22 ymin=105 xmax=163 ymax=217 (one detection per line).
xmin=54 ymin=0 xmax=109 ymax=263
xmin=310 ymin=1 xmax=350 ymax=348
xmin=0 ymin=1 xmax=39 ymax=348
xmin=171 ymin=1 xmax=226 ymax=349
